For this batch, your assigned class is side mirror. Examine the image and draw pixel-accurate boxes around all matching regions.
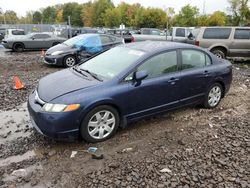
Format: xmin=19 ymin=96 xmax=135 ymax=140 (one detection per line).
xmin=32 ymin=37 xmax=35 ymax=40
xmin=133 ymin=70 xmax=148 ymax=86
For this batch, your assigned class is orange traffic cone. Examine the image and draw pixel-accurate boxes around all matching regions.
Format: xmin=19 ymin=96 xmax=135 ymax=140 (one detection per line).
xmin=13 ymin=76 xmax=24 ymax=90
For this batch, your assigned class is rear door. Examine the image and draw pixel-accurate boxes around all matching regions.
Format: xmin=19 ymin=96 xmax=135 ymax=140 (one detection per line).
xmin=179 ymin=49 xmax=214 ymax=105
xmin=229 ymin=28 xmax=250 ymax=57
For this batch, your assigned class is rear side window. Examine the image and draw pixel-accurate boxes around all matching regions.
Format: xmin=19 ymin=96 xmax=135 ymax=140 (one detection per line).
xmin=137 ymin=51 xmax=177 ymax=79
xmin=100 ymin=35 xmax=111 ymax=44
xmin=12 ymin=30 xmax=25 ymax=35
xmin=203 ymin=28 xmax=231 ymax=39
xmin=234 ymin=29 xmax=250 ymax=39
xmin=176 ymin=28 xmax=185 ymax=37
xmin=181 ymin=50 xmax=211 ymax=70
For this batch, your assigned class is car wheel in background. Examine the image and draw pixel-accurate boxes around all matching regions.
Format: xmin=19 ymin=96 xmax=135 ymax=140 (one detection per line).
xmin=80 ymin=105 xmax=120 ymax=143
xmin=211 ymin=48 xmax=226 ymax=59
xmin=63 ymin=55 xmax=76 ymax=67
xmin=204 ymin=83 xmax=223 ymax=109
xmin=13 ymin=43 xmax=24 ymax=52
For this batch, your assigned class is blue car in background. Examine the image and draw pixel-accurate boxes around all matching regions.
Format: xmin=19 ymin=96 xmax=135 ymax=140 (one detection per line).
xmin=44 ymin=34 xmax=124 ymax=67
xmin=28 ymin=41 xmax=232 ymax=142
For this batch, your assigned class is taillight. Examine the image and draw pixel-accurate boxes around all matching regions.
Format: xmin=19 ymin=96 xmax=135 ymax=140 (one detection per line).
xmin=195 ymin=40 xmax=200 ymax=46
xmin=131 ymin=36 xmax=135 ymax=43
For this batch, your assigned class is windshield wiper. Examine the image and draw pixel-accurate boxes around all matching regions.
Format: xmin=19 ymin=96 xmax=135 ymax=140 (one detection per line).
xmin=72 ymin=66 xmax=88 ymax=77
xmin=79 ymin=68 xmax=103 ymax=82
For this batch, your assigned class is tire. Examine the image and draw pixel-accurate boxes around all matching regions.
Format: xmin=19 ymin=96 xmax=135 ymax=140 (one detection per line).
xmin=204 ymin=83 xmax=223 ymax=109
xmin=211 ymin=48 xmax=226 ymax=59
xmin=13 ymin=43 xmax=24 ymax=52
xmin=63 ymin=55 xmax=76 ymax=67
xmin=80 ymin=105 xmax=120 ymax=143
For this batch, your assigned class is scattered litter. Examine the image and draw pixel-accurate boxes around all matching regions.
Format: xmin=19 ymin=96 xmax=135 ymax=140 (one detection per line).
xmin=11 ymin=169 xmax=27 ymax=178
xmin=91 ymin=154 xmax=104 ymax=160
xmin=70 ymin=151 xmax=78 ymax=158
xmin=186 ymin=148 xmax=193 ymax=152
xmin=236 ymin=67 xmax=240 ymax=70
xmin=209 ymin=123 xmax=213 ymax=128
xmin=122 ymin=147 xmax=133 ymax=152
xmin=160 ymin=168 xmax=172 ymax=173
xmin=87 ymin=147 xmax=98 ymax=154
xmin=214 ymin=134 xmax=218 ymax=138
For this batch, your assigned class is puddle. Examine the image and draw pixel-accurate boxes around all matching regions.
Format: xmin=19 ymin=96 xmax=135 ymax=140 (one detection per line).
xmin=0 ymin=150 xmax=35 ymax=167
xmin=0 ymin=102 xmax=32 ymax=144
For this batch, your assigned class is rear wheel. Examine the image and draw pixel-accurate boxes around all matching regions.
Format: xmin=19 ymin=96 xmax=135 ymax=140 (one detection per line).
xmin=13 ymin=43 xmax=24 ymax=52
xmin=211 ymin=48 xmax=226 ymax=59
xmin=204 ymin=83 xmax=223 ymax=108
xmin=63 ymin=55 xmax=76 ymax=67
xmin=80 ymin=105 xmax=120 ymax=143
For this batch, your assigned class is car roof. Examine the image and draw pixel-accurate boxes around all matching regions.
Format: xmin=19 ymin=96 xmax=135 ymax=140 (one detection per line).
xmin=122 ymin=41 xmax=199 ymax=53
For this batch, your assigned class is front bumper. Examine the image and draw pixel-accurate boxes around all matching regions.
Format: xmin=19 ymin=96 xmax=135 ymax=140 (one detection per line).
xmin=44 ymin=55 xmax=64 ymax=66
xmin=27 ymin=90 xmax=80 ymax=140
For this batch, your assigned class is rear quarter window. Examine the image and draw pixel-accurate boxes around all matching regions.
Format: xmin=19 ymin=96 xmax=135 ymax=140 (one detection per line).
xmin=234 ymin=29 xmax=250 ymax=39
xmin=203 ymin=28 xmax=231 ymax=39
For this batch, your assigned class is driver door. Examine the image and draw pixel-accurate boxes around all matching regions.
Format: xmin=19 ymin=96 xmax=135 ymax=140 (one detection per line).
xmin=122 ymin=50 xmax=181 ymax=120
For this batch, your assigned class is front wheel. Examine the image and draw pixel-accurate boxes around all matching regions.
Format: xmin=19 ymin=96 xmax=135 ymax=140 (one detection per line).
xmin=204 ymin=83 xmax=223 ymax=108
xmin=80 ymin=105 xmax=120 ymax=143
xmin=63 ymin=55 xmax=76 ymax=67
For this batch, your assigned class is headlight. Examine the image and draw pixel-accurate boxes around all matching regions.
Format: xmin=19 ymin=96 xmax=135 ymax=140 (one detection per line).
xmin=42 ymin=103 xmax=80 ymax=112
xmin=51 ymin=51 xmax=64 ymax=56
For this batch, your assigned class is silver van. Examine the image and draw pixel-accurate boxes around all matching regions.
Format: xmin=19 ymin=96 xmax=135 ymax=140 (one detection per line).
xmin=188 ymin=27 xmax=250 ymax=59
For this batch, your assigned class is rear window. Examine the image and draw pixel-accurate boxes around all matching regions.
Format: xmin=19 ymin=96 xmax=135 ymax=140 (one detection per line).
xmin=234 ymin=29 xmax=250 ymax=39
xmin=203 ymin=28 xmax=231 ymax=39
xmin=176 ymin=28 xmax=185 ymax=37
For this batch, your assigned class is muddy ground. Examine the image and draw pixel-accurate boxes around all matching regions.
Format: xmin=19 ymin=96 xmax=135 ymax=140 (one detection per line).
xmin=0 ymin=48 xmax=249 ymax=188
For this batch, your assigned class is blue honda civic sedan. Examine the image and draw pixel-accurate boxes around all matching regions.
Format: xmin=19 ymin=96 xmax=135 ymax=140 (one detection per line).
xmin=28 ymin=41 xmax=232 ymax=142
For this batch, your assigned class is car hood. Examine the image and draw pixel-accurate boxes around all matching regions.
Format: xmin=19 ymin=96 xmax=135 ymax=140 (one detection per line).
xmin=46 ymin=43 xmax=75 ymax=55
xmin=37 ymin=69 xmax=100 ymax=102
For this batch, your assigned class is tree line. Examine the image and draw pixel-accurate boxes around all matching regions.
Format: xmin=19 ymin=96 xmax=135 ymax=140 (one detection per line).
xmin=0 ymin=0 xmax=249 ymax=28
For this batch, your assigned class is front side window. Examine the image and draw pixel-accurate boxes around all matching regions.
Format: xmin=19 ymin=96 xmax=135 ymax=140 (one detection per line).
xmin=234 ymin=29 xmax=250 ymax=39
xmin=137 ymin=51 xmax=177 ymax=79
xmin=203 ymin=28 xmax=231 ymax=39
xmin=181 ymin=50 xmax=211 ymax=70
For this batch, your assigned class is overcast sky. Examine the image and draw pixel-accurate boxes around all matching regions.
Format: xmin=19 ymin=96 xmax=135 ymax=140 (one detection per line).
xmin=0 ymin=0 xmax=229 ymax=17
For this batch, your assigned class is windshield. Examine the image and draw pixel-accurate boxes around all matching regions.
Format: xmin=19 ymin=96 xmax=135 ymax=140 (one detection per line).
xmin=79 ymin=47 xmax=145 ymax=80
xmin=63 ymin=35 xmax=90 ymax=47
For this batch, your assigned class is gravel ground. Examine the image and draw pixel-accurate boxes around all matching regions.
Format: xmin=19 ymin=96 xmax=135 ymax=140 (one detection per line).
xmin=0 ymin=48 xmax=249 ymax=188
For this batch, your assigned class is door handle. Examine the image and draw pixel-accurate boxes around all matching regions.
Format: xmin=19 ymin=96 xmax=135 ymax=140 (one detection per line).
xmin=203 ymin=70 xmax=210 ymax=77
xmin=168 ymin=77 xmax=179 ymax=84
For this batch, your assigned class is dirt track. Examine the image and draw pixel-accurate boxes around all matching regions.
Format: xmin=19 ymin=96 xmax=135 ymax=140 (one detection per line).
xmin=0 ymin=49 xmax=250 ymax=188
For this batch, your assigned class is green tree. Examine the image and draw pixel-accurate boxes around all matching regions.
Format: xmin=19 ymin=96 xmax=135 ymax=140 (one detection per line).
xmin=92 ymin=0 xmax=114 ymax=27
xmin=104 ymin=8 xmax=120 ymax=27
xmin=197 ymin=15 xmax=209 ymax=26
xmin=228 ymin=0 xmax=250 ymax=25
xmin=173 ymin=4 xmax=199 ymax=26
xmin=4 ymin=10 xmax=18 ymax=24
xmin=33 ymin=11 xmax=42 ymax=23
xmin=81 ymin=2 xmax=94 ymax=27
xmin=42 ymin=6 xmax=57 ymax=23
xmin=63 ymin=3 xmax=83 ymax=26
xmin=208 ymin=11 xmax=227 ymax=26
